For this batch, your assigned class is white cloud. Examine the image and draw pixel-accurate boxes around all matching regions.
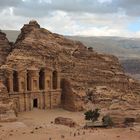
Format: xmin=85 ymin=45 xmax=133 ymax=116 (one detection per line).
xmin=98 ymin=0 xmax=112 ymax=3
xmin=1 ymin=0 xmax=140 ymax=38
xmin=74 ymin=26 xmax=132 ymax=37
xmin=0 ymin=8 xmax=30 ymax=30
xmin=0 ymin=8 xmax=140 ymax=38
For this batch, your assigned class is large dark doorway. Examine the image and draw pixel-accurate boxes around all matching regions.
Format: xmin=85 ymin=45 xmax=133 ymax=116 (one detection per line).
xmin=52 ymin=71 xmax=57 ymax=89
xmin=27 ymin=70 xmax=31 ymax=91
xmin=13 ymin=70 xmax=19 ymax=92
xmin=39 ymin=69 xmax=45 ymax=90
xmin=33 ymin=99 xmax=38 ymax=108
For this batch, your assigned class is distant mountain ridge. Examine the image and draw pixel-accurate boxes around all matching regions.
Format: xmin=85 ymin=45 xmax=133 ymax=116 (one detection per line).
xmin=2 ymin=30 xmax=140 ymax=80
xmin=67 ymin=36 xmax=140 ymax=80
xmin=67 ymin=36 xmax=140 ymax=60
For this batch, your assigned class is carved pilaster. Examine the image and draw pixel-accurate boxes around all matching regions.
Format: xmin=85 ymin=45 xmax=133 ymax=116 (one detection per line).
xmin=24 ymin=71 xmax=27 ymax=92
xmin=8 ymin=71 xmax=13 ymax=93
xmin=44 ymin=68 xmax=52 ymax=90
xmin=57 ymin=70 xmax=61 ymax=89
xmin=30 ymin=70 xmax=39 ymax=91
xmin=18 ymin=71 xmax=26 ymax=92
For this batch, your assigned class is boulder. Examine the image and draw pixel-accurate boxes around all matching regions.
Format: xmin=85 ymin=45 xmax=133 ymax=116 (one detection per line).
xmin=54 ymin=117 xmax=77 ymax=127
xmin=108 ymin=108 xmax=140 ymax=127
xmin=0 ymin=80 xmax=8 ymax=98
xmin=85 ymin=121 xmax=106 ymax=128
xmin=0 ymin=80 xmax=17 ymax=122
xmin=0 ymin=109 xmax=17 ymax=122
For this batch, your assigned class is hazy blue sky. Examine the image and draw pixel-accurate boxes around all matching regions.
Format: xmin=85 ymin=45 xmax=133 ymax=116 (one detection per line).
xmin=0 ymin=0 xmax=140 ymax=37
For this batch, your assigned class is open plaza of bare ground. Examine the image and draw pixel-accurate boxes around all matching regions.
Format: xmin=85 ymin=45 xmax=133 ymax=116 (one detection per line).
xmin=0 ymin=108 xmax=140 ymax=140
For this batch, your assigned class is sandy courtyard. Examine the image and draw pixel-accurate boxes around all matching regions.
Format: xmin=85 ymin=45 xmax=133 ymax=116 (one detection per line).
xmin=0 ymin=109 xmax=140 ymax=140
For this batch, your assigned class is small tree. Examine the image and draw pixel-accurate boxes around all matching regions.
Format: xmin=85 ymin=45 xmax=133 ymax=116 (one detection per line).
xmin=102 ymin=115 xmax=114 ymax=127
xmin=86 ymin=88 xmax=95 ymax=102
xmin=84 ymin=108 xmax=100 ymax=122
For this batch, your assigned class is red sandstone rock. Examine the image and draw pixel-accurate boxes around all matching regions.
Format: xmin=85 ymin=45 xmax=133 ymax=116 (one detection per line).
xmin=0 ymin=20 xmax=139 ymax=114
xmin=54 ymin=117 xmax=77 ymax=127
xmin=0 ymin=31 xmax=12 ymax=66
xmin=0 ymin=80 xmax=17 ymax=122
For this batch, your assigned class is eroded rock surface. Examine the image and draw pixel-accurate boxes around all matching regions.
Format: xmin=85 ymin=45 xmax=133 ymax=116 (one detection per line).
xmin=0 ymin=80 xmax=17 ymax=122
xmin=0 ymin=31 xmax=12 ymax=83
xmin=0 ymin=21 xmax=140 ymax=115
xmin=0 ymin=31 xmax=12 ymax=66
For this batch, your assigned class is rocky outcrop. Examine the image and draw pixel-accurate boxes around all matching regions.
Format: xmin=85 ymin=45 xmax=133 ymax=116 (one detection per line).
xmin=1 ymin=20 xmax=140 ymax=112
xmin=0 ymin=80 xmax=8 ymax=98
xmin=0 ymin=80 xmax=17 ymax=122
xmin=0 ymin=101 xmax=17 ymax=122
xmin=107 ymin=109 xmax=140 ymax=126
xmin=0 ymin=31 xmax=12 ymax=84
xmin=0 ymin=31 xmax=12 ymax=66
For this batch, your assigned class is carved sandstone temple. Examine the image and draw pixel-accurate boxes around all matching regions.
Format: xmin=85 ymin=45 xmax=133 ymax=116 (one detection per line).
xmin=0 ymin=21 xmax=63 ymax=112
xmin=1 ymin=62 xmax=61 ymax=111
xmin=1 ymin=64 xmax=61 ymax=112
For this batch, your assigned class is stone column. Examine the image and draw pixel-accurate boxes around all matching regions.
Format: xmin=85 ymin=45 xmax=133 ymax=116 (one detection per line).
xmin=50 ymin=74 xmax=53 ymax=90
xmin=24 ymin=71 xmax=27 ymax=92
xmin=18 ymin=71 xmax=26 ymax=92
xmin=44 ymin=68 xmax=52 ymax=90
xmin=44 ymin=69 xmax=47 ymax=90
xmin=30 ymin=70 xmax=39 ymax=91
xmin=57 ymin=70 xmax=61 ymax=89
xmin=9 ymin=71 xmax=13 ymax=93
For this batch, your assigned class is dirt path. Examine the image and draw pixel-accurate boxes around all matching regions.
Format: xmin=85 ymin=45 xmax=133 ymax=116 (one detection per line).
xmin=0 ymin=109 xmax=140 ymax=140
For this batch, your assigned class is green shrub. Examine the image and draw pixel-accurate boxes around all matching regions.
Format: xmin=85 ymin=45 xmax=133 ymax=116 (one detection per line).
xmin=124 ymin=117 xmax=135 ymax=125
xmin=102 ymin=115 xmax=114 ymax=127
xmin=84 ymin=108 xmax=100 ymax=122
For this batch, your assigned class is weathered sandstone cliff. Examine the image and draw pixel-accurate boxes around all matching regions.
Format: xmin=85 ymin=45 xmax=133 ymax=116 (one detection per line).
xmin=0 ymin=32 xmax=16 ymax=122
xmin=0 ymin=21 xmax=140 ymax=114
xmin=0 ymin=31 xmax=12 ymax=66
xmin=0 ymin=80 xmax=17 ymax=122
